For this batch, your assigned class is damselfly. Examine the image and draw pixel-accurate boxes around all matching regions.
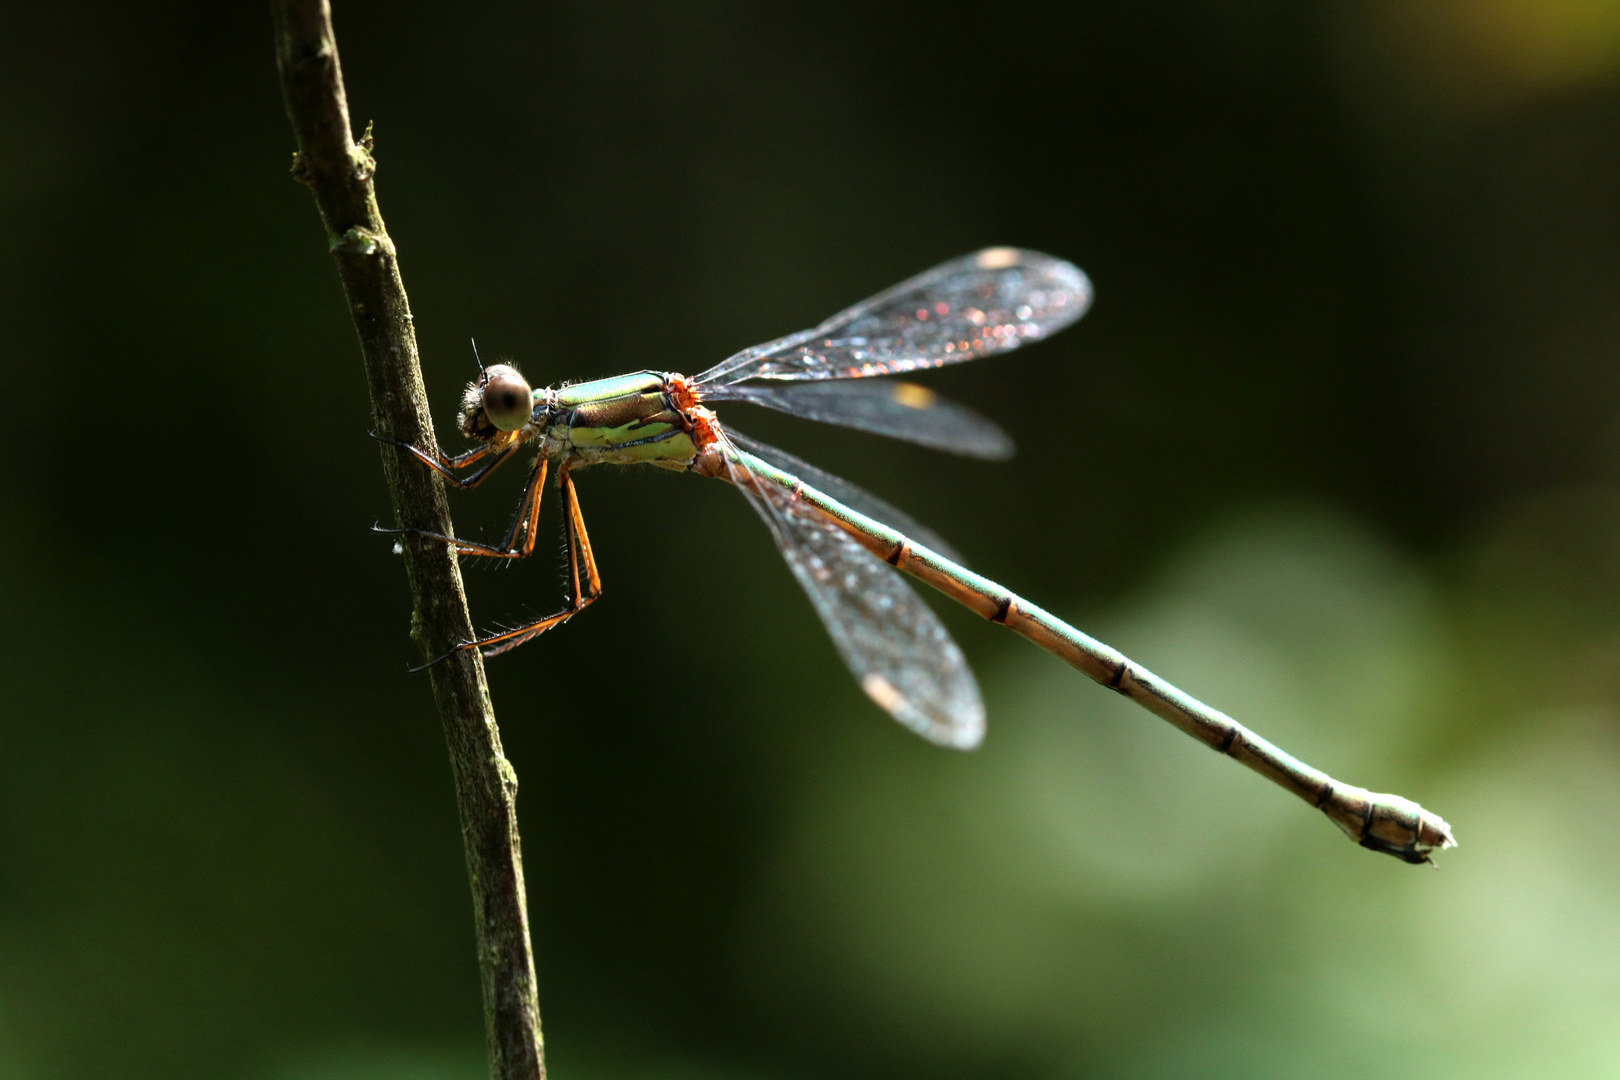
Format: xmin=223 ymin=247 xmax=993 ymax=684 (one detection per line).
xmin=379 ymin=248 xmax=1455 ymax=864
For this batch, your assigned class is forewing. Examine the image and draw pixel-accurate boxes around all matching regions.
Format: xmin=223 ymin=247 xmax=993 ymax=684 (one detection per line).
xmin=695 ymin=247 xmax=1090 ymax=387
xmin=702 ymin=379 xmax=1015 ymax=461
xmin=726 ymin=430 xmax=966 ymax=564
xmin=724 ymin=445 xmax=985 ymax=749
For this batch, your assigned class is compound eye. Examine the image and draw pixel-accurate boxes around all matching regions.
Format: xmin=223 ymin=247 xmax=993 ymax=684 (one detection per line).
xmin=481 ymin=365 xmax=534 ymax=432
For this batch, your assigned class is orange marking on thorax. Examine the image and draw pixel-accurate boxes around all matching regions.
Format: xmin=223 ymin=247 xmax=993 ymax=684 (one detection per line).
xmin=666 ymin=373 xmax=699 ymax=412
xmin=668 ymin=374 xmax=724 ymax=473
xmin=687 ymin=406 xmax=721 ymax=450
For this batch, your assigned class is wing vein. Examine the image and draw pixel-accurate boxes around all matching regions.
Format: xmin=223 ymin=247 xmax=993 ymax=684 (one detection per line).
xmin=720 ymin=440 xmax=985 ymax=749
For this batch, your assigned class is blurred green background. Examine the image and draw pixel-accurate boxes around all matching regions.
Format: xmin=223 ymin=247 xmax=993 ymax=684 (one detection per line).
xmin=3 ymin=1 xmax=1620 ymax=1077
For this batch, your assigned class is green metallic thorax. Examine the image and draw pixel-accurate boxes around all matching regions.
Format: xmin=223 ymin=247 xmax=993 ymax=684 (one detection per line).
xmin=542 ymin=371 xmax=698 ymax=468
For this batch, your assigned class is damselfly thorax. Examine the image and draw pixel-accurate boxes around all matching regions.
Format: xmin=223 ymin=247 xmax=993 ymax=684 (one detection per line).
xmin=458 ymin=368 xmax=727 ymax=475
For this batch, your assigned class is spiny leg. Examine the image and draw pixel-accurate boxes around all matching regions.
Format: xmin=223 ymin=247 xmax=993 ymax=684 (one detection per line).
xmin=411 ymin=465 xmax=601 ymax=671
xmin=379 ymin=457 xmax=550 ymax=560
xmin=373 ymin=429 xmax=501 ymax=474
xmin=370 ymin=430 xmax=521 ymax=489
xmin=480 ymin=465 xmax=601 ymax=658
xmin=563 ymin=460 xmax=602 ymax=601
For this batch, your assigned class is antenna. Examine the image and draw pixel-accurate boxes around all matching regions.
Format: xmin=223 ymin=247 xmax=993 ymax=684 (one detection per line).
xmin=470 ymin=337 xmax=486 ymax=374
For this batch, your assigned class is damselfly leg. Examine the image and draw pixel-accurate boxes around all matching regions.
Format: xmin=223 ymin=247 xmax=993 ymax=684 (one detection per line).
xmin=377 ymin=457 xmax=550 ymax=560
xmin=469 ymin=464 xmax=601 ymax=660
xmin=406 ymin=463 xmax=602 ymax=671
xmin=370 ymin=430 xmax=522 ymax=489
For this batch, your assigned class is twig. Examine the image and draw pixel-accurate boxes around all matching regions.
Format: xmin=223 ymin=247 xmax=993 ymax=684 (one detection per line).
xmin=269 ymin=3 xmax=545 ymax=1077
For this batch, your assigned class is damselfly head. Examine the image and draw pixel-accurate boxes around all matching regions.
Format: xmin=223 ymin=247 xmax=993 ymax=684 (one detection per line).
xmin=460 ymin=363 xmax=534 ymax=440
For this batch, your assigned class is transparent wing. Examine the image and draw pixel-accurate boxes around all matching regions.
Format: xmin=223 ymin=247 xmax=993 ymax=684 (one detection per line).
xmin=723 ymin=444 xmax=985 ymax=749
xmin=695 ymin=247 xmax=1091 ymax=387
xmin=702 ymin=379 xmax=1015 ymax=461
xmin=726 ymin=429 xmax=967 ymax=564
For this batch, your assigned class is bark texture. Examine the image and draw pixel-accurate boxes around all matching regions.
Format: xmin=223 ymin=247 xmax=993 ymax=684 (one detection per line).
xmin=270 ymin=3 xmax=545 ymax=1076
